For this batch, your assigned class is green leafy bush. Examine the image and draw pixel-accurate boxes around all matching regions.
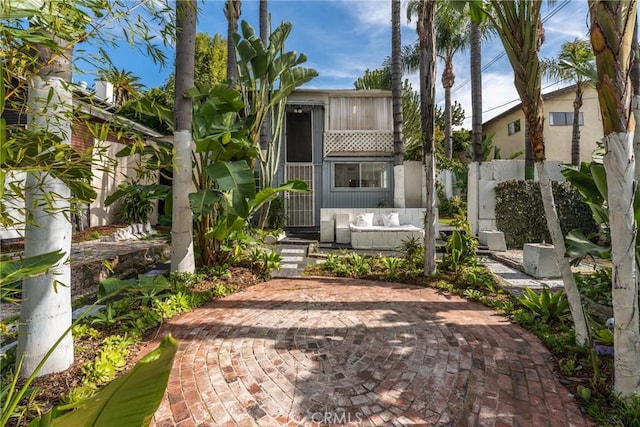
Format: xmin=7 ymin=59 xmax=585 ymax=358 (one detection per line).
xmin=495 ymin=180 xmax=597 ymax=248
xmin=518 ymin=287 xmax=570 ymax=324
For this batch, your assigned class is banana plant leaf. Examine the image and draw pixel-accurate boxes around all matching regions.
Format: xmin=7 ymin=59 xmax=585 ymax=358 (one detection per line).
xmin=205 ymin=160 xmax=255 ymax=218
xmin=97 ymin=275 xmax=172 ymax=300
xmin=248 ymin=179 xmax=309 ymax=216
xmin=30 ymin=334 xmax=178 ymax=427
xmin=565 ymin=229 xmax=611 ymax=263
xmin=189 ymin=189 xmax=221 ymax=218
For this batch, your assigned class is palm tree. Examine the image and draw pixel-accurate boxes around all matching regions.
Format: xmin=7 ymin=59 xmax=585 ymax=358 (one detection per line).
xmin=541 ymin=38 xmax=594 ymax=166
xmin=435 ymin=3 xmax=469 ymax=159
xmin=392 ymin=0 xmax=405 ymax=208
xmin=416 ymin=0 xmax=438 ymax=275
xmin=171 ymin=0 xmax=196 ymax=274
xmin=484 ymin=0 xmax=590 ymax=345
xmin=404 ymin=2 xmax=469 ymax=159
xmin=588 ymin=0 xmax=640 ymax=398
xmin=224 ymin=0 xmax=241 ymax=86
xmin=97 ymin=68 xmax=143 ymax=106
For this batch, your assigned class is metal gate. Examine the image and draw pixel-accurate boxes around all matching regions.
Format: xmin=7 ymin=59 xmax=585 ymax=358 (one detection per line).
xmin=285 ymin=163 xmax=314 ymax=226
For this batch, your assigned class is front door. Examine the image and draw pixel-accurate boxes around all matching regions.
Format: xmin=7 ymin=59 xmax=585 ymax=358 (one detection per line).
xmin=285 ymin=110 xmax=314 ymax=227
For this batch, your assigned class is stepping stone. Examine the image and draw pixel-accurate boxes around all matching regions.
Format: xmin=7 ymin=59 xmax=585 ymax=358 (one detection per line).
xmin=280 ymin=264 xmax=299 ymax=269
xmin=281 ymin=256 xmax=304 ymax=263
xmin=281 ymin=248 xmax=305 ymax=254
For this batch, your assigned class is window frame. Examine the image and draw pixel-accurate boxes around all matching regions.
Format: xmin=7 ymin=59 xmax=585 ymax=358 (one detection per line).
xmin=549 ymin=111 xmax=584 ymax=126
xmin=332 ymin=161 xmax=390 ymax=190
xmin=507 ymin=119 xmax=521 ymax=136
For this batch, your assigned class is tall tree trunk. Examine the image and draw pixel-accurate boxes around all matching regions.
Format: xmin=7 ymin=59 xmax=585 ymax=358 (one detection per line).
xmin=172 ymin=0 xmax=196 ymax=273
xmin=442 ymin=54 xmax=454 ymax=159
xmin=392 ymin=0 xmax=405 ymax=208
xmin=489 ymin=0 xmax=590 ymax=345
xmin=259 ymin=0 xmax=268 ymax=43
xmin=257 ymin=0 xmax=270 ymax=227
xmin=18 ymin=35 xmax=74 ymax=377
xmin=632 ymin=14 xmax=640 ymax=182
xmin=419 ymin=0 xmax=437 ymax=275
xmin=589 ymin=0 xmax=640 ymax=398
xmin=225 ymin=0 xmax=240 ymax=87
xmin=571 ymin=84 xmax=583 ymax=166
xmin=470 ymin=22 xmax=483 ymax=163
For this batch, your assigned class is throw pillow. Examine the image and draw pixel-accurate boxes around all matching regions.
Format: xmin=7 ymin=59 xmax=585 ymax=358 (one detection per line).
xmin=383 ymin=212 xmax=400 ymax=227
xmin=355 ymin=212 xmax=374 ymax=227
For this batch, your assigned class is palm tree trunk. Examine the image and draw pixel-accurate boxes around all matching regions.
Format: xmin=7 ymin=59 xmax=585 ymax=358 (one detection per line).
xmin=571 ymin=84 xmax=583 ymax=166
xmin=419 ymin=0 xmax=437 ymax=275
xmin=259 ymin=0 xmax=268 ymax=43
xmin=470 ymin=22 xmax=482 ymax=163
xmin=392 ymin=0 xmax=405 ymax=208
xmin=631 ymin=14 xmax=640 ymax=181
xmin=18 ymin=35 xmax=74 ymax=377
xmin=489 ymin=0 xmax=590 ymax=345
xmin=442 ymin=56 xmax=454 ymax=159
xmin=172 ymin=0 xmax=196 ymax=273
xmin=225 ymin=0 xmax=240 ymax=87
xmin=589 ymin=0 xmax=640 ymax=398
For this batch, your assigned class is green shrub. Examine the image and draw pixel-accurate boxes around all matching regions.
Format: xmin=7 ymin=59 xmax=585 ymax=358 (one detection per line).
xmin=518 ymin=287 xmax=570 ymax=325
xmin=495 ymin=180 xmax=597 ymax=248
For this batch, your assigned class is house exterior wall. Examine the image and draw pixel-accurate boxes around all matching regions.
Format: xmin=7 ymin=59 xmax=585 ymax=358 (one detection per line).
xmin=483 ymin=86 xmax=602 ymax=164
xmin=283 ymin=90 xmax=396 ymax=225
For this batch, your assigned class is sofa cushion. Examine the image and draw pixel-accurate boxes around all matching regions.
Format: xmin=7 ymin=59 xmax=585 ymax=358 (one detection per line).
xmin=355 ymin=212 xmax=374 ymax=227
xmin=382 ymin=212 xmax=400 ymax=227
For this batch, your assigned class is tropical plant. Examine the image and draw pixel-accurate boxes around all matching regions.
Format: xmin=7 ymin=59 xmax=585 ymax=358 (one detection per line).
xmin=233 ymin=20 xmax=317 ymax=227
xmin=399 ymin=236 xmax=423 ymax=263
xmin=27 ymin=335 xmax=177 ymax=427
xmin=479 ymin=0 xmax=590 ymax=346
xmin=541 ymin=38 xmax=595 ymax=166
xmin=380 ymin=256 xmax=401 ymax=279
xmin=106 ymin=183 xmax=166 ymax=225
xmin=96 ymin=68 xmax=144 ymax=106
xmin=588 ymin=0 xmax=640 ymax=397
xmin=518 ymin=287 xmax=571 ymax=325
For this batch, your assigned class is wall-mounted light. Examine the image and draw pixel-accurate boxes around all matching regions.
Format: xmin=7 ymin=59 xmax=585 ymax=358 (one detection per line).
xmin=293 ymin=107 xmax=303 ymax=113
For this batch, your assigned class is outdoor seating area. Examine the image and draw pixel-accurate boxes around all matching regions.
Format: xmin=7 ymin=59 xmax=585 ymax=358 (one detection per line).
xmin=320 ymin=208 xmax=428 ymax=249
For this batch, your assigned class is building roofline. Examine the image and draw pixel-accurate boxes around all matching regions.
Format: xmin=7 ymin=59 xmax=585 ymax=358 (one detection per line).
xmin=483 ymin=84 xmax=579 ymax=128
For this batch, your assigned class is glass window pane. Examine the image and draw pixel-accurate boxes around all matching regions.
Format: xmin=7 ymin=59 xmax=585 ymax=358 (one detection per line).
xmin=335 ymin=163 xmax=360 ymax=187
xmin=361 ymin=162 xmax=388 ymax=188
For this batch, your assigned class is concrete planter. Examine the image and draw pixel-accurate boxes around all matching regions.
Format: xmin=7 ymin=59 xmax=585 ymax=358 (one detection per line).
xmin=522 ymin=243 xmax=560 ymax=279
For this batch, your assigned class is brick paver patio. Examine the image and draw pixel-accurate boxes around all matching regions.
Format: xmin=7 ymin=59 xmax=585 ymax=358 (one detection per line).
xmin=144 ymin=278 xmax=591 ymax=426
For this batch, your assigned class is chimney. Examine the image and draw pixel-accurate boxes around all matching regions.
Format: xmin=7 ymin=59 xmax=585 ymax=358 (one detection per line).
xmin=94 ymin=80 xmax=115 ymax=104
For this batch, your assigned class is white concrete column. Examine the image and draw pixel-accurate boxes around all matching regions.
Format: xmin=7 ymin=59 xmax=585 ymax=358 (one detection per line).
xmin=393 ymin=164 xmax=406 ymax=208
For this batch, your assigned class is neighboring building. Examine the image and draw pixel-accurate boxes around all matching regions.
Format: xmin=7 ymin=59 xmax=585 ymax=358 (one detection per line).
xmin=1 ymin=82 xmax=162 ymax=240
xmin=277 ymin=90 xmax=395 ymax=228
xmin=483 ymin=85 xmax=603 ymax=164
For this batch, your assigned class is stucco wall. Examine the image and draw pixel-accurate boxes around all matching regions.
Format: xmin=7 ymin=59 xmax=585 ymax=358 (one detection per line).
xmin=484 ymin=86 xmax=602 ymax=164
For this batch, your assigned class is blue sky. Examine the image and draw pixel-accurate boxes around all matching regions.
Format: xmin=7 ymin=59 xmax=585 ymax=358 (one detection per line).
xmin=82 ymin=0 xmax=592 ymax=128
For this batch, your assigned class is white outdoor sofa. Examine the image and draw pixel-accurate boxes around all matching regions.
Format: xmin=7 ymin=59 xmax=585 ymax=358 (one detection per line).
xmin=320 ymin=208 xmax=429 ymax=250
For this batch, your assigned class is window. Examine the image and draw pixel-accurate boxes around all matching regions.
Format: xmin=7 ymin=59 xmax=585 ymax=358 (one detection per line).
xmin=334 ymin=162 xmax=389 ymax=189
xmin=507 ymin=119 xmax=521 ymax=135
xmin=549 ymin=112 xmax=583 ymax=126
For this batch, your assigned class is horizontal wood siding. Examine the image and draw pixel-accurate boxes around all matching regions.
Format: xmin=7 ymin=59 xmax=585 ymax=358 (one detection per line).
xmin=328 ymin=97 xmax=392 ymax=131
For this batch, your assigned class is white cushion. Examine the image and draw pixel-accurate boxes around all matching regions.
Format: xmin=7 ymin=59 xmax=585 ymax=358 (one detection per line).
xmin=383 ymin=212 xmax=400 ymax=227
xmin=355 ymin=212 xmax=374 ymax=227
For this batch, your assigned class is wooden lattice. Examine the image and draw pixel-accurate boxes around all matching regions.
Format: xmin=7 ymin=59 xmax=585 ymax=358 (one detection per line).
xmin=324 ymin=130 xmax=393 ymax=156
